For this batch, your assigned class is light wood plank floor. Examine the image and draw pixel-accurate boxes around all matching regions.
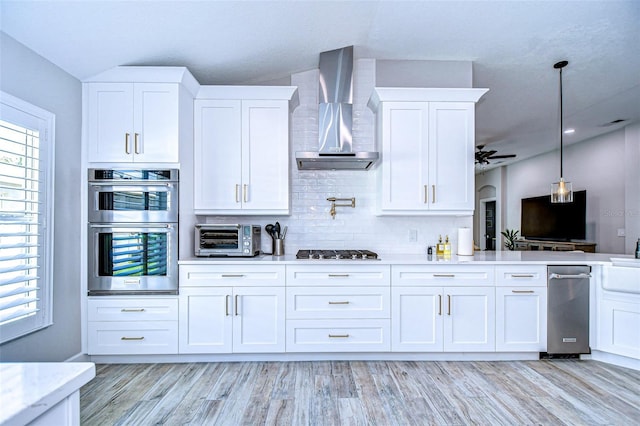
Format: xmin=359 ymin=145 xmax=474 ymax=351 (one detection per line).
xmin=80 ymin=360 xmax=640 ymax=425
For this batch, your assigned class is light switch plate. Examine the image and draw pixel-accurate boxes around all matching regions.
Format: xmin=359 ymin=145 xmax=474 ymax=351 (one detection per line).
xmin=617 ymin=228 xmax=625 ymax=237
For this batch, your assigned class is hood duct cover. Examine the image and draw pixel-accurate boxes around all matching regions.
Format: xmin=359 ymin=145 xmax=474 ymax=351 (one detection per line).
xmin=296 ymin=46 xmax=378 ymax=170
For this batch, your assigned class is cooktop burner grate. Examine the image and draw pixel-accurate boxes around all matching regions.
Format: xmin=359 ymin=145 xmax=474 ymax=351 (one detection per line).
xmin=296 ymin=249 xmax=379 ymax=260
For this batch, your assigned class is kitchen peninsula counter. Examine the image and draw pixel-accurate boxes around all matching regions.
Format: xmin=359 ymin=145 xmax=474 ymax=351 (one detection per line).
xmin=0 ymin=362 xmax=95 ymax=425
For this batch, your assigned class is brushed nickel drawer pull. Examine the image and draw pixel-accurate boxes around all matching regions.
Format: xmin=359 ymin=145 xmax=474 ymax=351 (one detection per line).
xmin=222 ymin=274 xmax=244 ymax=278
xmin=512 ymin=290 xmax=535 ymax=294
xmin=328 ymin=274 xmax=350 ymax=278
xmin=329 ymin=334 xmax=350 ymax=338
xmin=121 ymin=336 xmax=144 ymax=341
xmin=121 ymin=308 xmax=145 ymax=312
xmin=328 ymin=301 xmax=350 ymax=305
xmin=235 ymin=295 xmax=239 ymax=316
xmin=511 ymin=274 xmax=535 ymax=278
xmin=438 ymin=294 xmax=442 ymax=316
xmin=225 ymin=295 xmax=230 ymax=316
xmin=434 ymin=274 xmax=455 ymax=278
xmin=447 ymin=295 xmax=451 ymax=315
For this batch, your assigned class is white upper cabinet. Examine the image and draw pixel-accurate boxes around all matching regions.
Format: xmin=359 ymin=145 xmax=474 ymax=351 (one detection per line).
xmin=84 ymin=67 xmax=199 ymax=164
xmin=368 ymin=88 xmax=488 ymax=215
xmin=193 ymin=86 xmax=298 ymax=215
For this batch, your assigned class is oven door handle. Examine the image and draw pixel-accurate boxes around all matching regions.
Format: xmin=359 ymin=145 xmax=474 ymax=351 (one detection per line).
xmin=89 ymin=224 xmax=174 ymax=229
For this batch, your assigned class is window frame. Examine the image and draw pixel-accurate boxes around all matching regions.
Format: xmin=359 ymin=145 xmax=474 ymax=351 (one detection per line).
xmin=0 ymin=91 xmax=56 ymax=344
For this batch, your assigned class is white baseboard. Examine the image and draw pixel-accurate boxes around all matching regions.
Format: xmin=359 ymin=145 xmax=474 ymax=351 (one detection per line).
xmin=65 ymin=352 xmax=90 ymax=363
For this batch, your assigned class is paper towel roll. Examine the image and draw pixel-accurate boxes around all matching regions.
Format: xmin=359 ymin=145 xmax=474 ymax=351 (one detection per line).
xmin=457 ymin=227 xmax=474 ymax=256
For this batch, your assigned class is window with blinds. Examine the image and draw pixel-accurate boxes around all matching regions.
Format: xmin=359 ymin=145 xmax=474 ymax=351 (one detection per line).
xmin=0 ymin=92 xmax=55 ymax=344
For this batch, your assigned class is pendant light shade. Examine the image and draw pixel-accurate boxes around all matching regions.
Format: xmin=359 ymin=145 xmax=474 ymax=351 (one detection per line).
xmin=551 ymin=60 xmax=573 ymax=203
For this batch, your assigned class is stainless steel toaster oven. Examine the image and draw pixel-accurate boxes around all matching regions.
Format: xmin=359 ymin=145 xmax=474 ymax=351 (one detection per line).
xmin=195 ymin=224 xmax=261 ymax=257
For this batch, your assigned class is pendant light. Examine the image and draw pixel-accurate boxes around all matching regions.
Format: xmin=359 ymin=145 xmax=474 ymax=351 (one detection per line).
xmin=550 ymin=60 xmax=573 ymax=203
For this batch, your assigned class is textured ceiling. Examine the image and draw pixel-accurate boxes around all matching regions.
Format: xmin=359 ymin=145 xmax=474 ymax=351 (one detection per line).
xmin=1 ymin=1 xmax=639 ymax=170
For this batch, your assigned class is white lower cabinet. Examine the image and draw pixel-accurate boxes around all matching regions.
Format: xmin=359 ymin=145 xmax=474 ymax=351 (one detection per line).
xmin=285 ymin=265 xmax=391 ymax=352
xmin=391 ymin=265 xmax=496 ymax=352
xmin=178 ymin=265 xmax=286 ymax=354
xmin=599 ymin=266 xmax=640 ymax=359
xmin=495 ymin=265 xmax=547 ymax=352
xmin=87 ymin=297 xmax=178 ymax=355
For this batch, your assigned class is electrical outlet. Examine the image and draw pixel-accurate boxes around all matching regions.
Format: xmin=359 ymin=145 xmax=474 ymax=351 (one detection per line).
xmin=409 ymin=229 xmax=418 ymax=242
xmin=617 ymin=228 xmax=625 ymax=237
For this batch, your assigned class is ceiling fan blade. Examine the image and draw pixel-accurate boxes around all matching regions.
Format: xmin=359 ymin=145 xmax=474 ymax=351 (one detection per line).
xmin=487 ymin=154 xmax=516 ymax=159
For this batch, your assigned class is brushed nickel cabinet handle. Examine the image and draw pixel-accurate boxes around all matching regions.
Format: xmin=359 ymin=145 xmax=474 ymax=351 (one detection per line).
xmin=424 ymin=185 xmax=428 ymax=204
xmin=432 ymin=185 xmax=436 ymax=203
xmin=134 ymin=133 xmax=140 ymax=154
xmin=225 ymin=295 xmax=230 ymax=316
xmin=512 ymin=290 xmax=535 ymax=294
xmin=511 ymin=274 xmax=535 ymax=278
xmin=243 ymin=184 xmax=248 ymax=203
xmin=121 ymin=308 xmax=145 ymax=312
xmin=447 ymin=295 xmax=451 ymax=315
xmin=125 ymin=133 xmax=131 ymax=154
xmin=328 ymin=301 xmax=350 ymax=305
xmin=235 ymin=295 xmax=239 ymax=316
xmin=121 ymin=336 xmax=144 ymax=341
xmin=434 ymin=274 xmax=455 ymax=278
xmin=438 ymin=294 xmax=442 ymax=316
xmin=328 ymin=274 xmax=350 ymax=278
xmin=328 ymin=334 xmax=350 ymax=338
xmin=235 ymin=184 xmax=240 ymax=203
xmin=222 ymin=274 xmax=244 ymax=278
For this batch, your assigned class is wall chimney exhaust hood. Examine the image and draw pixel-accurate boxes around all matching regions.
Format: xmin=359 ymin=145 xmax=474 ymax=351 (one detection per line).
xmin=296 ymin=46 xmax=379 ymax=171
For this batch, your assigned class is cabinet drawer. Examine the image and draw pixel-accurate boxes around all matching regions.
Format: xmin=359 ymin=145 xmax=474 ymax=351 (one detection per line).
xmin=286 ymin=265 xmax=390 ymax=286
xmin=392 ymin=265 xmax=494 ymax=286
xmin=180 ymin=265 xmax=285 ymax=287
xmin=286 ymin=319 xmax=390 ymax=352
xmin=496 ymin=265 xmax=546 ymax=287
xmin=286 ymin=287 xmax=390 ymax=319
xmin=87 ymin=321 xmax=178 ymax=354
xmin=87 ymin=297 xmax=178 ymax=321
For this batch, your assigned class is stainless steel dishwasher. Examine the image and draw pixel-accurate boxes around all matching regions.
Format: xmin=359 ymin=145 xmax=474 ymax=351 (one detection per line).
xmin=547 ymin=265 xmax=592 ymax=355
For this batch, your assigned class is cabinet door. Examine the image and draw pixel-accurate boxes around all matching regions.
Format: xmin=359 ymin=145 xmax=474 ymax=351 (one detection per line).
xmin=194 ymin=99 xmax=243 ymax=211
xmin=133 ymin=83 xmax=179 ymax=163
xmin=178 ymin=287 xmax=233 ymax=353
xmin=232 ymin=287 xmax=285 ymax=353
xmin=87 ymin=82 xmax=134 ymax=162
xmin=444 ymin=286 xmax=495 ymax=352
xmin=599 ymin=297 xmax=640 ymax=359
xmin=496 ymin=287 xmax=547 ymax=352
xmin=242 ymin=100 xmax=290 ymax=213
xmin=428 ymin=102 xmax=475 ymax=211
xmin=379 ymin=102 xmax=429 ymax=212
xmin=392 ymin=287 xmax=443 ymax=352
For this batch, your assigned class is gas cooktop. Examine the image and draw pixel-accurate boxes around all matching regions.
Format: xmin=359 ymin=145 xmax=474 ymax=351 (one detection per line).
xmin=296 ymin=249 xmax=379 ymax=260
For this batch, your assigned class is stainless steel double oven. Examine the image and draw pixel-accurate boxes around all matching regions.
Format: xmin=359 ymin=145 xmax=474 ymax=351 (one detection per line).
xmin=88 ymin=169 xmax=179 ymax=295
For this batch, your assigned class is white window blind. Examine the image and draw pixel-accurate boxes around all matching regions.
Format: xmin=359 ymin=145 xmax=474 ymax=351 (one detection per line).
xmin=0 ymin=92 xmax=55 ymax=344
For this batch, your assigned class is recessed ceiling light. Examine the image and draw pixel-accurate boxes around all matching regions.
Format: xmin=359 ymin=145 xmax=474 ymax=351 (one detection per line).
xmin=563 ymin=128 xmax=575 ymax=134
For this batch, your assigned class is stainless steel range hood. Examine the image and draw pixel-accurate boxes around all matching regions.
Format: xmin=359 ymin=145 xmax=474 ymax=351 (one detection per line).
xmin=296 ymin=46 xmax=378 ymax=171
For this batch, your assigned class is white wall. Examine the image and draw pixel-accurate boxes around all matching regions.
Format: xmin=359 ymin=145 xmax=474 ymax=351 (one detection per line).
xmin=497 ymin=126 xmax=636 ymax=254
xmin=196 ymin=59 xmax=473 ymax=256
xmin=624 ymin=124 xmax=640 ymax=254
xmin=0 ymin=33 xmax=83 ymax=361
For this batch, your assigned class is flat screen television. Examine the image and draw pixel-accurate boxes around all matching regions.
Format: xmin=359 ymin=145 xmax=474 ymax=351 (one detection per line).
xmin=520 ymin=190 xmax=586 ymax=241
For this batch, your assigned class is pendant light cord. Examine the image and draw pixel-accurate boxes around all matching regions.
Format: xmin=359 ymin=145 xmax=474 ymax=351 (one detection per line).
xmin=559 ymin=65 xmax=564 ymax=178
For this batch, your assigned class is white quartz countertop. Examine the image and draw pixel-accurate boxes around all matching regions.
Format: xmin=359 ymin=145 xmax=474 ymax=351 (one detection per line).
xmin=0 ymin=362 xmax=95 ymax=425
xmin=179 ymin=251 xmax=633 ymax=265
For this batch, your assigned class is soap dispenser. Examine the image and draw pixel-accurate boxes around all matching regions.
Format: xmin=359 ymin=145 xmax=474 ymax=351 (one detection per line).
xmin=444 ymin=235 xmax=452 ymax=257
xmin=436 ymin=235 xmax=444 ymax=256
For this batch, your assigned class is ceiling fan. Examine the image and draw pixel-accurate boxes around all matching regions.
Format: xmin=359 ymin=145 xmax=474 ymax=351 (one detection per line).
xmin=475 ymin=145 xmax=516 ymax=165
